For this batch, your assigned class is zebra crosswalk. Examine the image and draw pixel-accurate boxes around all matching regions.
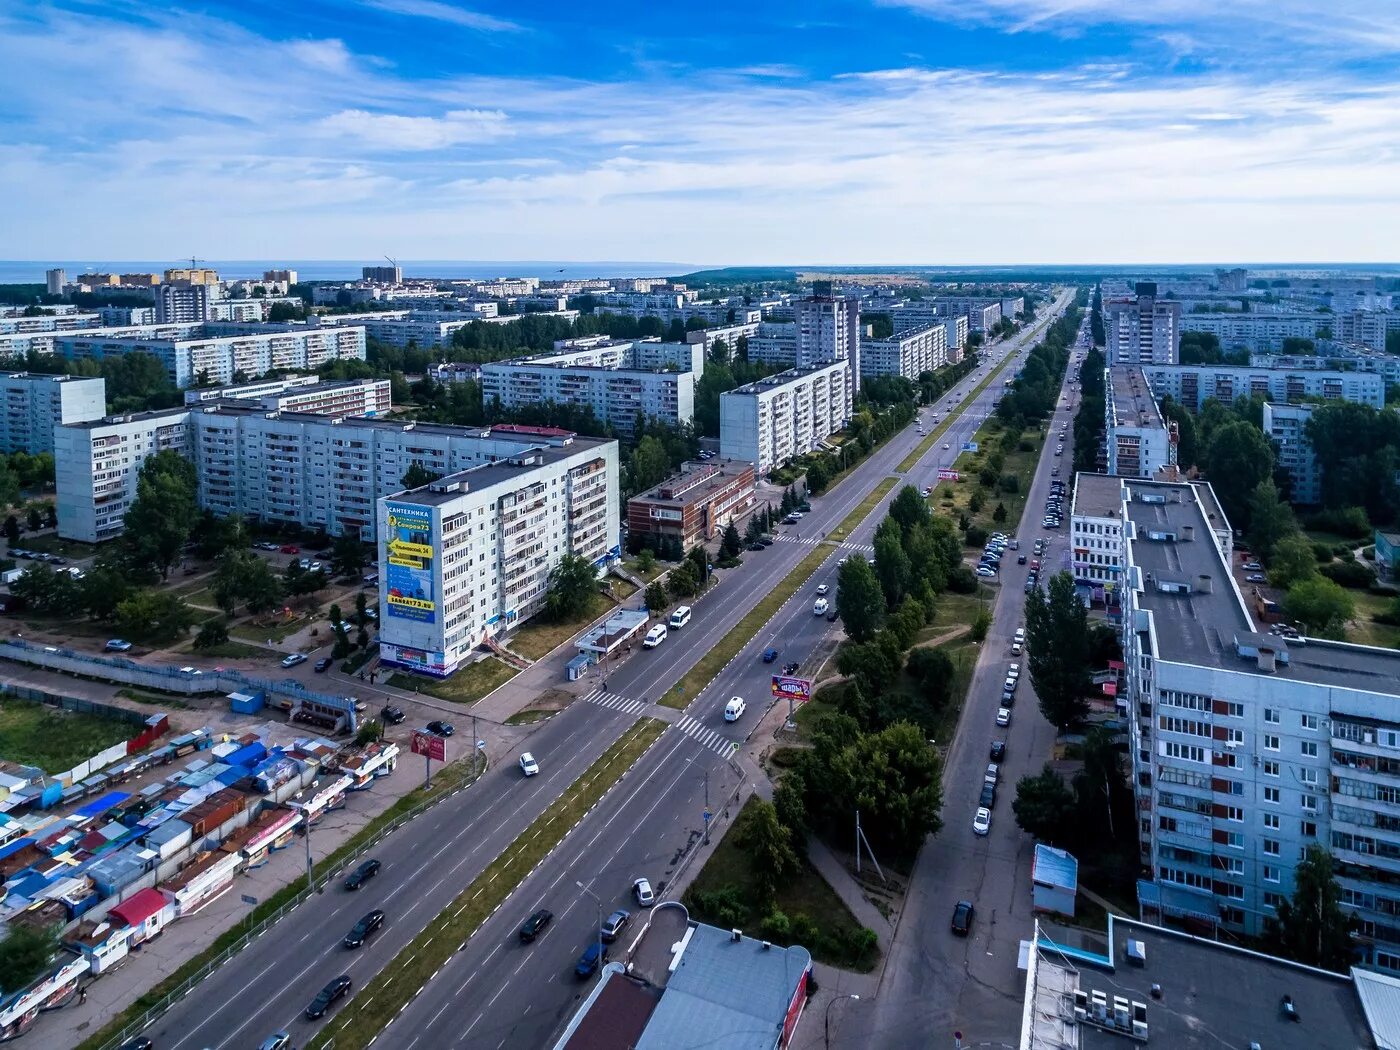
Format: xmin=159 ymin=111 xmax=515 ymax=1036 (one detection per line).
xmin=675 ymin=715 xmax=739 ymax=759
xmin=580 ymin=687 xmax=648 ymax=716
xmin=771 ymin=534 xmax=874 ymax=554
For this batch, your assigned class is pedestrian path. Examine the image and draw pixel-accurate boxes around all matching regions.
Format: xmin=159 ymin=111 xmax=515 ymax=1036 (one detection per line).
xmin=580 ymin=686 xmax=648 ymax=716
xmin=675 ymin=715 xmax=739 ymax=759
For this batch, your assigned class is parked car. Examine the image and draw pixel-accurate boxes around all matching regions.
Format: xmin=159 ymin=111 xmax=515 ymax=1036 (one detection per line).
xmin=520 ymin=908 xmax=553 ymax=942
xmin=979 ymin=782 xmax=996 ymax=808
xmin=305 ymin=975 xmax=352 ymax=1019
xmin=989 ymin=740 xmax=1007 ymax=762
xmin=104 ymin=639 xmax=133 ymax=652
xmin=575 ymin=941 xmax=607 ymax=978
xmin=1246 ymin=574 xmax=1267 ymax=583
xmin=972 ymin=808 xmax=992 ymax=836
xmin=976 ymin=566 xmax=997 ymax=578
xmin=279 ymin=545 xmax=300 ymax=555
xmin=1243 ymin=561 xmax=1263 ymax=571
xmin=344 ymin=858 xmax=381 ymax=890
xmin=343 ymin=909 xmax=385 ymax=949
xmin=986 ymin=762 xmax=1001 ymax=784
xmin=747 ymin=543 xmax=766 ymax=552
xmin=950 ymin=900 xmax=975 ymax=936
xmin=314 ymin=657 xmax=332 ymax=672
xmin=1017 ymin=554 xmax=1027 ymax=565
xmin=762 ymin=647 xmax=779 ymax=663
xmin=633 ymin=877 xmax=655 ymax=906
xmin=519 ymin=752 xmax=539 ymax=776
xmin=601 ymin=909 xmax=631 ymax=943
xmin=381 ymin=705 xmax=405 ymax=725
xmin=281 ymin=653 xmax=307 ymax=668
xmin=426 ymin=720 xmax=454 ymax=736
xmin=256 ymin=1034 xmax=293 ymax=1050
xmin=996 ymin=707 xmax=1012 ymax=727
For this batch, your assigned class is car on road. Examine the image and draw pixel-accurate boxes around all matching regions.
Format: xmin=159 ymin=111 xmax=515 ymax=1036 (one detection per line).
xmin=1246 ymin=574 xmax=1267 ymax=583
xmin=1051 ymin=467 xmax=1060 ymax=476
xmin=989 ymin=740 xmax=1006 ymax=762
xmin=256 ymin=1034 xmax=293 ymax=1050
xmin=281 ymin=653 xmax=307 ymax=668
xmin=279 ymin=544 xmax=300 ymax=555
xmin=1017 ymin=554 xmax=1027 ymax=565
xmin=601 ymin=909 xmax=631 ymax=943
xmin=1243 ymin=561 xmax=1263 ymax=571
xmin=104 ymin=639 xmax=133 ymax=652
xmin=724 ymin=696 xmax=747 ymax=722
xmin=1024 ymin=577 xmax=1037 ymax=594
xmin=813 ymin=598 xmax=829 ymax=616
xmin=996 ymin=707 xmax=1012 ymax=727
xmin=381 ymin=704 xmax=405 ymax=725
xmin=986 ymin=762 xmax=1001 ymax=784
xmin=1010 ymin=641 xmax=1022 ymax=655
xmin=950 ymin=900 xmax=975 ymax=936
xmin=314 ymin=657 xmax=332 ymax=672
xmin=943 ymin=443 xmax=951 ymax=450
xmin=576 ymin=941 xmax=607 ymax=978
xmin=118 ymin=1039 xmax=155 ymax=1050
xmin=815 ymin=584 xmax=829 ymax=596
xmin=426 ymin=720 xmax=454 ymax=737
xmin=305 ymin=974 xmax=352 ymax=1019
xmin=758 ymin=537 xmax=774 ymax=546
xmin=519 ymin=752 xmax=540 ymax=777
xmin=972 ymin=808 xmax=992 ymax=836
xmin=762 ymin=647 xmax=779 ymax=663
xmin=921 ymin=487 xmax=932 ymax=498
xmin=747 ymin=542 xmax=766 ymax=552
xmin=781 ymin=662 xmax=799 ymax=675
xmin=633 ymin=878 xmax=655 ymax=907
xmin=344 ymin=858 xmax=381 ymax=890
xmin=343 ymin=908 xmax=385 ymax=949
xmin=979 ymin=782 xmax=996 ymax=808
xmin=520 ymin=908 xmax=553 ymax=942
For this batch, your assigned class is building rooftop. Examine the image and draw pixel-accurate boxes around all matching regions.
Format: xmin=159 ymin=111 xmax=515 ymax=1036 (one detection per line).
xmin=630 ymin=460 xmax=753 ymax=508
xmin=1031 ymin=917 xmax=1375 ymax=1050
xmin=0 ymin=372 xmax=95 ymax=384
xmin=1110 ymin=367 xmax=1165 ymax=431
xmin=1071 ymin=472 xmax=1124 ymax=520
xmin=1124 ymin=479 xmax=1400 ymax=692
xmin=726 ymin=360 xmax=848 ymax=396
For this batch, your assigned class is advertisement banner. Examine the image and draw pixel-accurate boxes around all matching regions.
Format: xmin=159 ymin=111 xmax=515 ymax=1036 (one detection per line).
xmin=410 ymin=731 xmax=446 ymax=762
xmin=771 ymin=675 xmax=812 ymax=703
xmin=384 ymin=502 xmax=436 ymax=624
xmin=937 ymin=468 xmax=960 ymax=481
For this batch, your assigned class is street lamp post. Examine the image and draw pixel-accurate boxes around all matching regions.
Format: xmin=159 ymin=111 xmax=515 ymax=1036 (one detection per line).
xmin=575 ymin=880 xmax=603 ymax=979
xmin=825 ymin=993 xmax=860 ymax=1049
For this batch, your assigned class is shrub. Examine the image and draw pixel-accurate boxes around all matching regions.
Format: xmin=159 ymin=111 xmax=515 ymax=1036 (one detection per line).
xmin=1320 ymin=560 xmax=1376 ymax=589
xmin=998 ymin=473 xmax=1020 ymax=494
xmin=1305 ymin=506 xmax=1371 ymax=539
xmin=761 ymin=909 xmax=792 ymax=941
xmin=689 ymin=886 xmax=748 ymax=928
xmin=965 ymin=524 xmax=989 ymax=548
xmin=1311 ymin=542 xmax=1335 ymax=563
xmin=1018 ymin=438 xmax=1036 ymax=452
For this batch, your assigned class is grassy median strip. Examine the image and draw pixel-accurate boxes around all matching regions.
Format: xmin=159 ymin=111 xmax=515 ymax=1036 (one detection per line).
xmin=309 ymin=717 xmax=667 ymax=1050
xmin=829 ymin=476 xmax=899 ymax=543
xmin=78 ymin=755 xmax=487 ymax=1050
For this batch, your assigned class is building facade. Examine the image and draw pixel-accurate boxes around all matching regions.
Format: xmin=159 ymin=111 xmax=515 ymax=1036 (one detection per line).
xmin=859 ymin=324 xmax=948 ymax=381
xmin=719 ymin=360 xmax=850 ymax=476
xmin=156 ymin=284 xmax=218 ymax=324
xmin=0 ymin=373 xmax=106 ymax=453
xmin=1262 ymin=401 xmax=1320 ymax=505
xmin=1141 ymin=364 xmax=1384 ymax=411
xmin=1106 ymin=367 xmax=1175 ymax=478
xmin=1179 ymin=312 xmax=1337 ymax=353
xmin=1105 ymin=283 xmax=1181 ymax=367
xmin=481 ymin=356 xmax=695 ymax=438
xmin=626 ymin=460 xmax=756 ymax=551
xmin=376 ymin=436 xmax=619 ymax=676
xmin=795 ymin=291 xmax=861 ymax=411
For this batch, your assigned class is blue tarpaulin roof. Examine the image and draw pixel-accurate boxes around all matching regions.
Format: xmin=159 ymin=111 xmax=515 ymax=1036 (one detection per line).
xmin=0 ymin=837 xmax=34 ymax=863
xmin=1033 ymin=843 xmax=1079 ymax=891
xmin=74 ymin=791 xmax=131 ymax=819
xmin=226 ymin=742 xmax=269 ymax=768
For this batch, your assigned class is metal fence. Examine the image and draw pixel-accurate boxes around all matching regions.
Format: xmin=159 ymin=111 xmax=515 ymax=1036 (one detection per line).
xmin=0 ymin=682 xmax=150 ymax=727
xmin=92 ymin=752 xmax=487 ymax=1050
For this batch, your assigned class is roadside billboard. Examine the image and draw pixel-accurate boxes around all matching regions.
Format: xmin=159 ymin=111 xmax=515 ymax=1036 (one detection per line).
xmin=771 ymin=675 xmax=812 ymax=704
xmin=937 ymin=468 xmax=960 ymax=481
xmin=410 ymin=730 xmax=446 ymax=762
xmin=385 ymin=501 xmax=436 ymax=624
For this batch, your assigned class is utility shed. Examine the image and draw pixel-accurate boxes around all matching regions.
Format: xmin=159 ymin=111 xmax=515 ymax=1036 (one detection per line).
xmin=1032 ymin=843 xmax=1078 ymax=917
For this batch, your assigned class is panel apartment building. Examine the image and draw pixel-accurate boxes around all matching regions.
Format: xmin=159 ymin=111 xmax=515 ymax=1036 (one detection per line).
xmin=1262 ymin=402 xmax=1321 ymax=506
xmin=859 ymin=324 xmax=948 ymax=382
xmin=375 ymin=437 xmax=618 ymax=677
xmin=1105 ymin=283 xmax=1181 ymax=366
xmin=1074 ymin=472 xmax=1400 ymax=974
xmin=1179 ymin=312 xmax=1338 ymax=353
xmin=719 ymin=361 xmax=850 ymax=476
xmin=1140 ymin=364 xmax=1385 ymax=411
xmin=1105 ymin=368 xmax=1176 ymax=479
xmin=185 ymin=376 xmax=392 ymax=418
xmin=0 ymin=373 xmax=106 ymax=454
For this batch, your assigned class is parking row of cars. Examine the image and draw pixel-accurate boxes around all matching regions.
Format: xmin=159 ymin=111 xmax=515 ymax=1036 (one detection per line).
xmin=976 ymin=532 xmax=1018 ymax=578
xmin=8 ymin=548 xmax=68 ymax=565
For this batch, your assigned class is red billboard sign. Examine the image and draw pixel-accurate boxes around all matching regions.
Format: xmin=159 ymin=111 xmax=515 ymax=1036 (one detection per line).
xmin=937 ymin=468 xmax=960 ymax=481
xmin=410 ymin=731 xmax=446 ymax=762
xmin=771 ymin=675 xmax=812 ymax=703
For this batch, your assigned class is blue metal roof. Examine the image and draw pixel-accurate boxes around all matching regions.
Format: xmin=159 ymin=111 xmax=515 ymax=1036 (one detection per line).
xmin=1033 ymin=843 xmax=1078 ymax=890
xmin=74 ymin=791 xmax=131 ymax=819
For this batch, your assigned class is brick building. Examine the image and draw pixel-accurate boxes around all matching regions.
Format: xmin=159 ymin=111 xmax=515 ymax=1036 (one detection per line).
xmin=627 ymin=460 xmax=756 ymax=550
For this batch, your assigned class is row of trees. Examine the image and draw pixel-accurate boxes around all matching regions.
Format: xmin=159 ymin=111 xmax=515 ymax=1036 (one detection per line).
xmin=1071 ymin=346 xmax=1106 ymax=475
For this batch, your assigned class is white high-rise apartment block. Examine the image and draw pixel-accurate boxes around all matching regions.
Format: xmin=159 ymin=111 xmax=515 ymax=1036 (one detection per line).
xmin=156 ymin=283 xmax=220 ymax=324
xmin=748 ymin=322 xmax=798 ymax=367
xmin=859 ymin=324 xmax=947 ymax=381
xmin=1140 ymin=364 xmax=1384 ymax=411
xmin=796 ymin=286 xmax=860 ymax=412
xmin=45 ymin=269 xmax=66 ymax=296
xmin=1099 ymin=473 xmax=1400 ymax=975
xmin=1105 ymin=368 xmax=1175 ymax=479
xmin=481 ymin=358 xmax=694 ymax=438
xmin=56 ymin=404 xmax=620 ymax=551
xmin=0 ymin=313 xmax=102 ymax=336
xmin=376 ymin=441 xmax=617 ymax=677
xmin=1263 ymin=402 xmax=1321 ymax=505
xmin=719 ymin=361 xmax=850 ymax=476
xmin=1105 ymin=283 xmax=1180 ymax=366
xmin=1180 ymin=312 xmax=1338 ymax=353
xmin=0 ymin=373 xmax=106 ymax=453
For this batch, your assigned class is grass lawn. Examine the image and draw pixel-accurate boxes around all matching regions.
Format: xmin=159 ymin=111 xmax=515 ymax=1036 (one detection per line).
xmin=666 ymin=543 xmax=830 ymax=708
xmin=683 ymin=796 xmax=879 ymax=971
xmin=230 ymin=613 xmax=315 ymax=644
xmin=306 ymin=718 xmax=666 ymax=1050
xmin=829 ymin=476 xmax=899 ymax=543
xmin=388 ymin=656 xmax=518 ymax=704
xmin=622 ymin=556 xmax=666 ymax=584
xmin=172 ymin=584 xmax=219 ymax=609
xmin=504 ymin=709 xmax=553 ymax=725
xmin=117 ymin=688 xmax=191 ymax=710
xmin=1348 ymin=589 xmax=1400 ymax=650
xmin=919 ymin=588 xmax=992 ymax=642
xmin=936 ymin=415 xmax=1047 ymax=549
xmin=507 ymin=591 xmax=616 ymax=662
xmin=0 ymin=700 xmax=136 ymax=774
xmin=177 ymin=639 xmax=276 ymax=661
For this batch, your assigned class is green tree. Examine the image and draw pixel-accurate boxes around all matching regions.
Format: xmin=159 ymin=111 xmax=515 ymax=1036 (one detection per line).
xmin=0 ymin=462 xmax=21 ymax=509
xmin=1264 ymin=844 xmax=1357 ymax=972
xmin=190 ymin=511 xmax=247 ymax=560
xmin=836 ymin=639 xmax=904 ymax=706
xmin=773 ymin=770 xmax=808 ymax=851
xmin=543 ymin=553 xmax=598 ymax=621
xmin=836 ymin=557 xmax=886 ymax=643
xmin=213 ymin=549 xmax=284 ymax=616
xmin=667 ymin=560 xmax=699 ymax=597
xmin=120 ymin=450 xmax=198 ymax=579
xmin=720 ymin=522 xmax=742 ymax=560
xmin=813 ymin=721 xmax=943 ymax=856
xmin=0 ymin=926 xmax=57 ymax=994
xmin=872 ymin=528 xmax=911 ymax=609
xmin=193 ymin=619 xmax=230 ymax=651
xmin=1246 ymin=479 xmax=1296 ymax=563
xmin=1202 ymin=421 xmax=1275 ymax=529
xmin=628 ymin=436 xmax=671 ymax=494
xmin=889 ymin=485 xmax=930 ymax=534
xmin=2 ymin=516 xmax=18 ymax=545
xmin=10 ymin=563 xmax=83 ymax=617
xmin=79 ymin=563 xmax=133 ymax=621
xmin=400 ymin=462 xmax=442 ymax=490
xmin=1025 ymin=572 xmax=1091 ymax=728
xmin=635 ymin=547 xmax=657 ymax=575
xmin=738 ymin=799 xmax=800 ymax=905
xmin=331 ymin=533 xmax=367 ymax=578
xmin=644 ymin=581 xmax=669 ymax=613
xmin=355 ymin=719 xmax=384 ymax=745
xmin=1012 ymin=765 xmax=1079 ymax=846
xmin=1285 ymin=577 xmax=1355 ymax=638
xmin=1269 ymin=532 xmax=1319 ymax=588
xmin=906 ymin=646 xmax=954 ymax=710
xmin=115 ymin=590 xmax=197 ymax=644
xmin=25 ymin=507 xmax=41 ymax=532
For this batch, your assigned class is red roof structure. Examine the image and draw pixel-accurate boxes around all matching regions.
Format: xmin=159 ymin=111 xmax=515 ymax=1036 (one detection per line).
xmin=109 ymin=888 xmax=169 ymax=927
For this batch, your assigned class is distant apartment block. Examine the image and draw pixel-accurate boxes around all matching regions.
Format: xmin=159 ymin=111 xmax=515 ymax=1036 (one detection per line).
xmin=0 ymin=313 xmax=102 ymax=336
xmin=626 ymin=459 xmax=756 ymax=552
xmin=860 ymin=324 xmax=948 ymax=381
xmin=375 ymin=436 xmax=618 ymax=677
xmin=1263 ymin=402 xmax=1321 ymax=505
xmin=1105 ymin=283 xmax=1180 ymax=366
xmin=748 ymin=322 xmax=798 ymax=367
xmin=1214 ymin=267 xmax=1249 ymax=292
xmin=0 ymin=373 xmax=106 ymax=454
xmin=361 ymin=265 xmax=403 ymax=284
xmin=1253 ymin=350 xmax=1400 ymax=386
xmin=185 ymin=376 xmax=390 ymax=418
xmin=348 ymin=313 xmax=480 ymax=349
xmin=1179 ymin=312 xmax=1336 ymax=353
xmin=687 ymin=321 xmax=760 ymax=357
xmin=45 ymin=268 xmax=65 ymax=296
xmin=1001 ymin=296 xmax=1025 ymax=319
xmin=928 ymin=297 xmax=1004 ymax=333
xmin=1106 ymin=368 xmax=1175 ymax=479
xmin=53 ymin=323 xmax=367 ymax=388
xmin=155 ymin=283 xmax=219 ymax=324
xmin=719 ymin=360 xmax=850 ymax=476
xmin=98 ymin=307 xmax=156 ymax=327
xmin=1141 ymin=364 xmax=1384 ymax=411
xmin=164 ymin=267 xmax=219 ymax=285
xmin=796 ymin=286 xmax=861 ymax=411
xmin=1334 ymin=310 xmax=1400 ymax=352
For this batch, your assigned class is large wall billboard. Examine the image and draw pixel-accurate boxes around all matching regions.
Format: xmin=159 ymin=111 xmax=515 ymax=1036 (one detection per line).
xmin=384 ymin=502 xmax=437 ymax=624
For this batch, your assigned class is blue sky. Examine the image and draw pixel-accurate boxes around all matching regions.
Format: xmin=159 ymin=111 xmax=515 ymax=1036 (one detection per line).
xmin=2 ymin=1 xmax=1397 ymax=265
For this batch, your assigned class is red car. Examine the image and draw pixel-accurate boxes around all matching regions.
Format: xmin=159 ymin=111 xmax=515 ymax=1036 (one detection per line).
xmin=279 ymin=545 xmax=300 ymax=554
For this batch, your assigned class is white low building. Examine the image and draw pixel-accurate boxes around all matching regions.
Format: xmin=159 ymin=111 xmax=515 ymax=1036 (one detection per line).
xmin=719 ymin=360 xmax=850 ymax=476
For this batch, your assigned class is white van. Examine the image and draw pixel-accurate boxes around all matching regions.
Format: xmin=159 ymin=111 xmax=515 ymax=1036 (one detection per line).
xmin=643 ymin=624 xmax=668 ymax=649
xmin=813 ymin=598 xmax=829 ymax=616
xmin=669 ymin=605 xmax=692 ymax=629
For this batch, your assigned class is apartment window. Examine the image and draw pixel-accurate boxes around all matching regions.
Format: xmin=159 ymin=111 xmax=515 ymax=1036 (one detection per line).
xmin=1264 ymin=892 xmax=1284 ymax=910
xmin=1301 ymin=741 xmax=1318 ymax=758
xmin=1222 ymin=806 xmax=1245 ymax=822
xmin=1263 ymin=735 xmax=1280 ymax=751
xmin=1301 ymin=714 xmax=1318 ymax=731
xmin=1264 ymin=813 xmax=1281 ymax=830
xmin=1302 ymin=821 xmax=1318 ymax=838
xmin=1302 ymin=795 xmax=1318 ymax=812
xmin=1264 ymin=839 xmax=1281 ymax=856
xmin=1263 ymin=760 xmax=1280 ymax=777
xmin=1264 ymin=787 xmax=1280 ymax=804
xmin=1264 ymin=708 xmax=1280 ymax=724
xmin=1221 ymin=701 xmax=1245 ymax=718
xmin=1300 ymin=768 xmax=1318 ymax=785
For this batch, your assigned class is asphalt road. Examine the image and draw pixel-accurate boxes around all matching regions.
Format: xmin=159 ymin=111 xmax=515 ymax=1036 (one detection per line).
xmin=130 ymin=296 xmax=1070 ymax=1050
xmin=843 ymin=310 xmax=1092 ymax=1050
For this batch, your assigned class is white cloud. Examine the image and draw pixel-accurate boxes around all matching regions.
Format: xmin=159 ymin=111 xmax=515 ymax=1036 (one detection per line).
xmin=318 ymin=109 xmax=509 ymax=150
xmin=357 ymin=0 xmax=521 ymax=33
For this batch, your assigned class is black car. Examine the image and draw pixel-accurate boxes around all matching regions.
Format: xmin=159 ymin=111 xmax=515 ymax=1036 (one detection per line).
xmin=305 ymin=974 xmax=352 ymax=1019
xmin=344 ymin=858 xmax=381 ymax=891
xmin=1017 ymin=554 xmax=1027 ymax=565
xmin=314 ymin=657 xmax=333 ymax=673
xmin=426 ymin=720 xmax=454 ymax=737
xmin=381 ymin=705 xmax=406 ymax=725
xmin=950 ymin=900 xmax=975 ymax=936
xmin=782 ymin=662 xmax=800 ymax=675
xmin=344 ymin=909 xmax=385 ymax=949
xmin=989 ymin=740 xmax=1007 ymax=762
xmin=979 ymin=781 xmax=997 ymax=808
xmin=118 ymin=1040 xmax=154 ymax=1050
xmin=758 ymin=537 xmax=775 ymax=547
xmin=520 ymin=908 xmax=553 ymax=942
xmin=747 ymin=543 xmax=766 ymax=552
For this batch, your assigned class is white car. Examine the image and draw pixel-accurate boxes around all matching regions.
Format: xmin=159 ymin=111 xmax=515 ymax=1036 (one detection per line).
xmin=976 ymin=566 xmax=996 ymax=578
xmin=281 ymin=653 xmax=307 ymax=668
xmin=813 ymin=598 xmax=829 ymax=616
xmin=519 ymin=752 xmax=539 ymax=777
xmin=1011 ymin=641 xmax=1023 ymax=656
xmin=633 ymin=878 xmax=655 ymax=907
xmin=996 ymin=707 xmax=1012 ymax=727
xmin=973 ymin=808 xmax=992 ymax=836
xmin=943 ymin=443 xmax=951 ymax=450
xmin=1007 ymin=663 xmax=1020 ymax=679
xmin=815 ymin=584 xmax=829 ymax=596
xmin=724 ymin=696 xmax=746 ymax=722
